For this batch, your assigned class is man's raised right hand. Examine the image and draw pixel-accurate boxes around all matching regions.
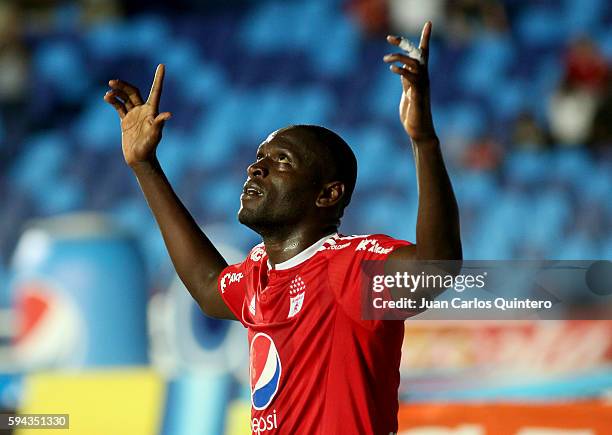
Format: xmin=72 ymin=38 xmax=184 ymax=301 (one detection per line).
xmin=104 ymin=64 xmax=172 ymax=168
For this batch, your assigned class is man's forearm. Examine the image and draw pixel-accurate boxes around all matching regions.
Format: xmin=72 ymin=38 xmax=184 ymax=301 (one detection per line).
xmin=412 ymin=137 xmax=462 ymax=260
xmin=131 ymin=158 xmax=228 ymax=309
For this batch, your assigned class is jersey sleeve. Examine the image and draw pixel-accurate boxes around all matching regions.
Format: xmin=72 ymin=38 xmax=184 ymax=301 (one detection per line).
xmin=217 ymin=243 xmax=266 ymax=326
xmin=327 ymin=234 xmax=411 ymax=323
xmin=217 ymin=262 xmax=248 ymax=325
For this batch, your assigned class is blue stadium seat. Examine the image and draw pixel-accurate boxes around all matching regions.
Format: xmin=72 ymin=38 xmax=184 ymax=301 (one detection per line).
xmin=10 ymin=132 xmax=68 ymax=194
xmin=597 ymin=27 xmax=612 ymax=61
xmin=557 ymin=233 xmax=600 ymax=259
xmin=471 ymin=217 xmax=515 ymax=260
xmin=347 ymin=126 xmax=403 ymax=187
xmin=247 ymin=87 xmax=299 ymax=140
xmin=551 ymin=148 xmax=593 ymax=178
xmin=73 ymin=98 xmax=121 ymax=151
xmin=0 ymin=261 xmax=7 ymax=303
xmin=504 ymin=151 xmax=553 ymax=185
xmin=309 ymin=14 xmax=359 ymax=76
xmin=85 ymin=14 xmax=171 ymax=60
xmin=142 ymin=225 xmax=173 ymax=277
xmin=354 ymin=194 xmax=416 ymax=239
xmin=573 ymin=164 xmax=612 ymax=205
xmin=32 ymin=41 xmax=88 ymax=103
xmin=455 ymin=172 xmax=500 ymax=209
xmin=240 ymin=2 xmax=300 ymax=52
xmin=177 ymin=62 xmax=227 ymax=105
xmin=163 ymin=39 xmax=202 ymax=74
xmin=111 ymin=199 xmax=154 ymax=236
xmin=52 ymin=3 xmax=80 ymax=31
xmin=198 ymin=177 xmax=242 ymax=222
xmin=368 ymin=70 xmax=401 ymax=120
xmin=85 ymin=21 xmax=130 ymax=59
xmin=155 ymin=129 xmax=190 ymax=185
xmin=36 ymin=179 xmax=85 ymax=216
xmin=457 ymin=33 xmax=513 ymax=96
xmin=516 ymin=7 xmax=565 ymax=47
xmin=602 ymin=236 xmax=612 ymax=258
xmin=563 ymin=0 xmax=606 ymax=36
xmin=493 ymin=80 xmax=528 ymax=120
xmin=476 ymin=192 xmax=531 ymax=258
xmin=125 ymin=15 xmax=173 ymax=56
xmin=524 ymin=190 xmax=572 ymax=247
xmin=439 ymin=102 xmax=487 ymax=141
xmin=190 ymin=92 xmax=249 ymax=169
xmin=530 ymin=56 xmax=563 ymax=117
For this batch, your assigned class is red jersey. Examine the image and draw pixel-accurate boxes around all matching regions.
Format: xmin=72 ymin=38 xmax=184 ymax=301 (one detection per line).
xmin=218 ymin=233 xmax=411 ymax=435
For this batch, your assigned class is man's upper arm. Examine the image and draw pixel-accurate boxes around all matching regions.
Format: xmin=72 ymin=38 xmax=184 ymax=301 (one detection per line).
xmin=328 ymin=234 xmax=413 ymax=322
xmin=389 ymin=244 xmax=417 ymax=262
xmin=201 ymin=279 xmax=238 ymax=321
xmin=387 ymin=243 xmax=461 ymax=305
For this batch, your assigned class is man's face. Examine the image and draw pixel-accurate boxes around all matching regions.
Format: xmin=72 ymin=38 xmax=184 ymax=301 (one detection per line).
xmin=238 ymin=129 xmax=322 ymax=233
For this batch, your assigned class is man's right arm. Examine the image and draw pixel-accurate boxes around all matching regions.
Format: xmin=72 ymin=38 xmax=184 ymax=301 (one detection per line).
xmin=104 ymin=64 xmax=236 ymax=320
xmin=131 ymin=158 xmax=236 ymax=320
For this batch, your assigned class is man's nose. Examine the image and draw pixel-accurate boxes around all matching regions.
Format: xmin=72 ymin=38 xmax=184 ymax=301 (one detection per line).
xmin=247 ymin=159 xmax=268 ymax=177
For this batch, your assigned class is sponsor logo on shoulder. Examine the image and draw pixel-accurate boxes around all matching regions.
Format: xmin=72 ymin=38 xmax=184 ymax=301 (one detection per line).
xmin=220 ymin=272 xmax=244 ymax=293
xmin=250 ymin=246 xmax=266 ymax=262
xmin=318 ymin=237 xmax=351 ymax=251
xmin=326 ymin=242 xmax=351 ymax=250
xmin=355 ymin=239 xmax=393 ymax=255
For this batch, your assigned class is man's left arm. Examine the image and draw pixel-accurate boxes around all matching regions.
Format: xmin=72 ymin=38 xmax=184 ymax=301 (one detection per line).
xmin=383 ymin=21 xmax=462 ymax=263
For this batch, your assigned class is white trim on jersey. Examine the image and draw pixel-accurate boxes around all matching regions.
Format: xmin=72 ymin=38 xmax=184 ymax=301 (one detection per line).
xmin=267 ymin=232 xmax=338 ymax=271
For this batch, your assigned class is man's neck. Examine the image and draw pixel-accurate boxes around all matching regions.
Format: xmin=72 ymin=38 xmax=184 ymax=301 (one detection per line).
xmin=261 ymin=226 xmax=337 ymax=266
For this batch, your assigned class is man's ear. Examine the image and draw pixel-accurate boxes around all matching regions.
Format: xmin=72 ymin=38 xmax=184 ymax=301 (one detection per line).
xmin=316 ymin=181 xmax=345 ymax=209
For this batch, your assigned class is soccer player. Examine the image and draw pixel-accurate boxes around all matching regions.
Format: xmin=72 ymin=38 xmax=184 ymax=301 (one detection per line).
xmin=105 ymin=21 xmax=460 ymax=435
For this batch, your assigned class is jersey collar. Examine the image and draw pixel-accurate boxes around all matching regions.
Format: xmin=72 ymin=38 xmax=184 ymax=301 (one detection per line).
xmin=267 ymin=232 xmax=337 ymax=271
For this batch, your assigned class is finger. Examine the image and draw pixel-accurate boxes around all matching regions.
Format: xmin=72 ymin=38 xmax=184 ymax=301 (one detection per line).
xmin=153 ymin=111 xmax=172 ymax=126
xmin=386 ymin=35 xmax=402 ymax=47
xmin=108 ymin=79 xmax=144 ymax=106
xmin=383 ymin=53 xmax=421 ymax=71
xmin=103 ymin=92 xmax=127 ymax=118
xmin=400 ymin=76 xmax=410 ymax=93
xmin=390 ymin=64 xmax=418 ymax=84
xmin=106 ymin=89 xmax=135 ymax=110
xmin=146 ymin=64 xmax=165 ymax=112
xmin=419 ymin=21 xmax=432 ymax=58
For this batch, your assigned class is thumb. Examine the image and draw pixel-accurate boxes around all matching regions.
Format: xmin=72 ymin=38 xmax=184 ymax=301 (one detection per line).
xmin=153 ymin=112 xmax=172 ymax=126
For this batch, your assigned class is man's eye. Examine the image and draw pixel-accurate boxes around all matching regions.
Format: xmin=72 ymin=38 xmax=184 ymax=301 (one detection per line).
xmin=278 ymin=154 xmax=290 ymax=162
xmin=256 ymin=154 xmax=264 ymax=161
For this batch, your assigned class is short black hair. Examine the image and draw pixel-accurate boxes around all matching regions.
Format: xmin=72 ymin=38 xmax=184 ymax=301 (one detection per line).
xmin=283 ymin=125 xmax=357 ymax=217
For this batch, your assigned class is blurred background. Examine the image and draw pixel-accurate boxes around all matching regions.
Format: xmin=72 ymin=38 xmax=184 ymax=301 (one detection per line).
xmin=0 ymin=0 xmax=610 ymax=434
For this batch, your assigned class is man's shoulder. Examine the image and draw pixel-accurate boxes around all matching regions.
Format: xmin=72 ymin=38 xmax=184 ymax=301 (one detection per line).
xmin=245 ymin=242 xmax=267 ymax=264
xmin=318 ymin=233 xmax=411 ymax=258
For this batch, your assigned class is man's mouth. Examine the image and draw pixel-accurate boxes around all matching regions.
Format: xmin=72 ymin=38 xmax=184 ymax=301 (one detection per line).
xmin=242 ymin=181 xmax=264 ymax=197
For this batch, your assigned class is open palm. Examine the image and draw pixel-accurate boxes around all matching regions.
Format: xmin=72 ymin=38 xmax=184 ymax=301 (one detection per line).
xmin=384 ymin=22 xmax=437 ymax=143
xmin=104 ymin=64 xmax=172 ymax=167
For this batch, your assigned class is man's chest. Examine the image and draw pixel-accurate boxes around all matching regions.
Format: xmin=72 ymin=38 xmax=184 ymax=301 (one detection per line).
xmin=244 ymin=261 xmax=336 ymax=327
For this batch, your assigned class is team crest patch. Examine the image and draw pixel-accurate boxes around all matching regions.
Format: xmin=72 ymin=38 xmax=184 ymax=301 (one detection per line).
xmin=288 ymin=275 xmax=306 ymax=318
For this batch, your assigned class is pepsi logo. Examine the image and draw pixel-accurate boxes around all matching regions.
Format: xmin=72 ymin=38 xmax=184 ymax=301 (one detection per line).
xmin=250 ymin=332 xmax=282 ymax=410
xmin=13 ymin=280 xmax=85 ymax=368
